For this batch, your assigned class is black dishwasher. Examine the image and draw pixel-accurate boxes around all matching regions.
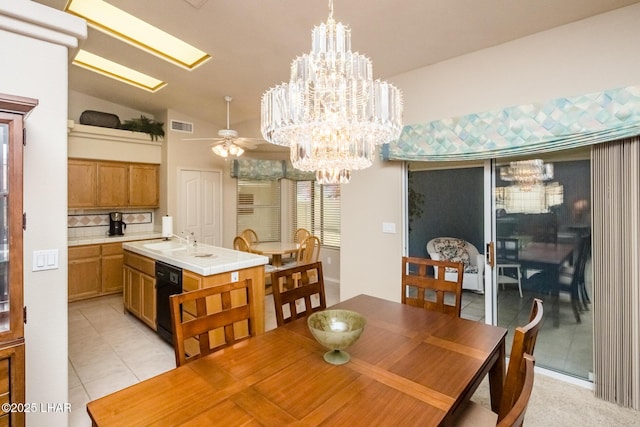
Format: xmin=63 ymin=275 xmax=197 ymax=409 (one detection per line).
xmin=155 ymin=261 xmax=182 ymax=345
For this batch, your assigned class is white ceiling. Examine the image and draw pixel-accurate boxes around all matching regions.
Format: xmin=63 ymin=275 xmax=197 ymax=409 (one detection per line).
xmin=34 ymin=0 xmax=640 ymax=140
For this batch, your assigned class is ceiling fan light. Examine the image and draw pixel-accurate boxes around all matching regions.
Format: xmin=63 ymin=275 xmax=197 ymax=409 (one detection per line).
xmin=229 ymin=144 xmax=244 ymax=157
xmin=212 ymin=145 xmax=228 ymax=157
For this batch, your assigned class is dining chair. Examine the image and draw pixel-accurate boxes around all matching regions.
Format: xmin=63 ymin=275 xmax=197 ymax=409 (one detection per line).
xmin=454 ymin=298 xmax=542 ymax=426
xmin=558 ymin=233 xmax=591 ymax=313
xmin=233 ymin=235 xmax=251 ymax=252
xmin=169 ymin=278 xmax=254 ymax=367
xmin=496 ymin=238 xmax=523 ymax=298
xmin=454 ymin=354 xmax=536 ymax=427
xmin=286 ymin=228 xmax=311 ymax=262
xmin=240 ymin=228 xmax=259 ymax=245
xmin=294 ymin=228 xmax=311 ymax=244
xmin=499 ymin=297 xmax=543 ymax=420
xmin=297 ymin=235 xmax=321 ymax=263
xmin=401 ymin=256 xmax=464 ymax=317
xmin=270 ymin=261 xmax=326 ymax=326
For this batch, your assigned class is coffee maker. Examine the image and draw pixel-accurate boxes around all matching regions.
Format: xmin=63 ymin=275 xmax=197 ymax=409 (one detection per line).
xmin=108 ymin=212 xmax=126 ymax=236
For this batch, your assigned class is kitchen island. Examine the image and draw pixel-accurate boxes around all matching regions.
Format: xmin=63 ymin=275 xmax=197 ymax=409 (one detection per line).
xmin=122 ymin=239 xmax=269 ymax=342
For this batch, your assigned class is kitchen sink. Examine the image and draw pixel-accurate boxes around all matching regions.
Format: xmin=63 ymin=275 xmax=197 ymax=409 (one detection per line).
xmin=143 ymin=241 xmax=188 ymax=252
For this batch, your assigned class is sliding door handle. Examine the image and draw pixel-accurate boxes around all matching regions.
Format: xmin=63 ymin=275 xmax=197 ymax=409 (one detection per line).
xmin=486 ymin=242 xmax=495 ymax=268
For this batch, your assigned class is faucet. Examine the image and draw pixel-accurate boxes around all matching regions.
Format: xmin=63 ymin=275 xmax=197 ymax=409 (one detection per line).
xmin=170 ymin=231 xmax=195 ymax=246
xmin=180 ymin=231 xmax=196 ymax=247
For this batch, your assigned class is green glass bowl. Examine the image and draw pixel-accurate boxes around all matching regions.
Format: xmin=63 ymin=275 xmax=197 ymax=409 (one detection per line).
xmin=307 ymin=309 xmax=366 ymax=365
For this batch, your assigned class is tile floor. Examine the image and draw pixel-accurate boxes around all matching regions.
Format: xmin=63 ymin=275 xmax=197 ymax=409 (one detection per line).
xmin=459 ymin=268 xmax=593 ymax=380
xmin=68 ymin=282 xmax=341 ymax=427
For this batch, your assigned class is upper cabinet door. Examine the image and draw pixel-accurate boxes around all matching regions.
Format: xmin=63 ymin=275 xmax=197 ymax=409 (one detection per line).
xmin=129 ymin=164 xmax=159 ymax=208
xmin=97 ymin=162 xmax=129 ymax=207
xmin=68 ymin=159 xmax=97 ymax=208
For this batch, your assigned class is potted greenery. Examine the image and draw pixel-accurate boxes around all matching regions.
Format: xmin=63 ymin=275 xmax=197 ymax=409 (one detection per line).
xmin=120 ymin=115 xmax=165 ymax=141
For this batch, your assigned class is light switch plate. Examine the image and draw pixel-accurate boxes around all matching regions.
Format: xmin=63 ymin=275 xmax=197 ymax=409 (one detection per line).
xmin=230 ymin=271 xmax=239 ymax=282
xmin=382 ymin=222 xmax=396 ymax=234
xmin=33 ymin=249 xmax=59 ymax=271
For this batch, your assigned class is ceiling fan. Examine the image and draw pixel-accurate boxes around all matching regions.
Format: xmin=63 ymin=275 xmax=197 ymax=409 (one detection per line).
xmin=183 ymin=96 xmax=262 ymax=158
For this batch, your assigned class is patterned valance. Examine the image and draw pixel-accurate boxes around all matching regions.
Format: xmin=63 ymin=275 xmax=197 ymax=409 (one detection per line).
xmin=231 ymin=159 xmax=315 ymax=181
xmin=383 ymin=85 xmax=640 ymax=161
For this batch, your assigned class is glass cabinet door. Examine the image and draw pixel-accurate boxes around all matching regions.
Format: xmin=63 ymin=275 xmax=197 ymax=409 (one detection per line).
xmin=0 ymin=122 xmax=8 ymax=332
xmin=0 ymin=107 xmax=27 ymax=340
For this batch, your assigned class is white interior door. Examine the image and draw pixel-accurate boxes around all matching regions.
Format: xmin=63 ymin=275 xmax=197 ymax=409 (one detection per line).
xmin=178 ymin=169 xmax=222 ymax=246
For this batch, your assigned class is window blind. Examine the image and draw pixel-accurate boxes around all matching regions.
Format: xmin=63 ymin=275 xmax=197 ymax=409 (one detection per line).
xmin=237 ymin=179 xmax=280 ymax=242
xmin=295 ymin=181 xmax=341 ymax=248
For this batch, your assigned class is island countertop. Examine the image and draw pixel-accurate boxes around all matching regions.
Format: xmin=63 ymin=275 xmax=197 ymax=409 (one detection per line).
xmin=123 ymin=239 xmax=269 ymax=276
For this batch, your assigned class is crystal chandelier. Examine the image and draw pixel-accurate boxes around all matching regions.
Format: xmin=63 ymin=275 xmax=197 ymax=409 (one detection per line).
xmin=500 ymin=159 xmax=553 ymax=190
xmin=261 ymin=0 xmax=403 ymax=184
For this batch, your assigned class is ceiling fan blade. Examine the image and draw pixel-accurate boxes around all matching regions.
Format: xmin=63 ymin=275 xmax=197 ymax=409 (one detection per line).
xmin=181 ymin=137 xmax=224 ymax=141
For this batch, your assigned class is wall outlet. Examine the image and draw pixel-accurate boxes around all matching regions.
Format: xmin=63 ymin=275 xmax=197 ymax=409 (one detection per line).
xmin=230 ymin=271 xmax=239 ymax=282
xmin=326 ymin=257 xmax=332 ymax=265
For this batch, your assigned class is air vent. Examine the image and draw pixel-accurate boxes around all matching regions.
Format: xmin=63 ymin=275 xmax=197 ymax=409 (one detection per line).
xmin=170 ymin=120 xmax=193 ymax=133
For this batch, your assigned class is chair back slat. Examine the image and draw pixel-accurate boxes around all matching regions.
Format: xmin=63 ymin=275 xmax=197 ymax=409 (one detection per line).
xmin=169 ymin=278 xmax=253 ymax=367
xmin=402 ymin=256 xmax=464 ymax=317
xmin=496 ymin=238 xmax=519 ymax=262
xmin=271 ymin=261 xmax=326 ymax=326
xmin=498 ymin=298 xmax=543 ymax=421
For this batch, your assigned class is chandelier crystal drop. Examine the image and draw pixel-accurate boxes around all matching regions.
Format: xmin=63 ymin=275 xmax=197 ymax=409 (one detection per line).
xmin=500 ymin=159 xmax=553 ymax=190
xmin=261 ymin=0 xmax=403 ymax=184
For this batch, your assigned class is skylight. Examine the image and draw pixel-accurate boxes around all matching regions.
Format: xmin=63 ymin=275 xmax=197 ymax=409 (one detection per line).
xmin=73 ymin=50 xmax=167 ymax=92
xmin=66 ymin=0 xmax=211 ymax=70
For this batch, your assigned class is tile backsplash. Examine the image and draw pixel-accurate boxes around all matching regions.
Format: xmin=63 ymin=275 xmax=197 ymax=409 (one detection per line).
xmin=68 ymin=210 xmax=156 ymax=238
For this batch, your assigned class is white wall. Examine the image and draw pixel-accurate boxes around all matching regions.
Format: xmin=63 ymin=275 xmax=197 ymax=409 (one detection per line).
xmin=0 ymin=2 xmax=85 ymax=426
xmin=340 ymin=4 xmax=640 ymax=302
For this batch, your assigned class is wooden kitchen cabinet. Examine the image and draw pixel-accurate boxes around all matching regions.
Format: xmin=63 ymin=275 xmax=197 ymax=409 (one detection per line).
xmin=68 ymin=243 xmax=125 ymax=302
xmin=68 ymin=159 xmax=159 ymax=209
xmin=129 ymin=163 xmax=159 ymax=207
xmin=68 ymin=245 xmax=101 ymax=301
xmin=101 ymin=243 xmax=124 ymax=294
xmin=123 ymin=251 xmax=156 ymax=330
xmin=68 ymin=159 xmax=97 ymax=208
xmin=0 ymin=94 xmax=37 ymax=427
xmin=97 ymin=162 xmax=128 ymax=207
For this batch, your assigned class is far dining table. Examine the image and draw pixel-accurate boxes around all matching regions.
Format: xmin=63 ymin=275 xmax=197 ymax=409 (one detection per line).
xmin=518 ymin=242 xmax=575 ymax=327
xmin=87 ymin=294 xmax=507 ymax=426
xmin=250 ymin=241 xmax=299 ymax=267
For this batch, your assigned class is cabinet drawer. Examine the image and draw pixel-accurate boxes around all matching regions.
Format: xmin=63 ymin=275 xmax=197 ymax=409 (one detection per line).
xmin=69 ymin=245 xmax=101 ymax=260
xmin=124 ymin=251 xmax=155 ymax=277
xmin=101 ymin=242 xmax=124 ymax=256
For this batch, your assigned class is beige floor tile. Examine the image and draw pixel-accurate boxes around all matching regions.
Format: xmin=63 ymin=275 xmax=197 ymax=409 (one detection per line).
xmin=68 ymin=385 xmax=91 ymax=427
xmin=82 ymin=369 xmax=139 ymax=400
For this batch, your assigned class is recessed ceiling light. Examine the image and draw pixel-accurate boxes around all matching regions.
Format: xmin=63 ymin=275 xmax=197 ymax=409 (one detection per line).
xmin=73 ymin=49 xmax=167 ymax=92
xmin=66 ymin=0 xmax=211 ymax=70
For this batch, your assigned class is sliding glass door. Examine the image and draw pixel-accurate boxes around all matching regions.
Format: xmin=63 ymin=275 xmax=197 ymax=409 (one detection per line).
xmin=494 ymin=151 xmax=592 ymax=380
xmin=407 ymin=147 xmax=593 ymax=381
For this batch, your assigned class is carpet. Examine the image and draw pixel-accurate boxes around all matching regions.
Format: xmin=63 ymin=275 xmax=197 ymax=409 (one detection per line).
xmin=471 ymin=372 xmax=640 ymax=426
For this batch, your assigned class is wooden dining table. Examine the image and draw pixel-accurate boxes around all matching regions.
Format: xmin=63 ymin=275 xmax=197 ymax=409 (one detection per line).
xmin=87 ymin=294 xmax=507 ymax=426
xmin=518 ymin=242 xmax=575 ymax=327
xmin=250 ymin=241 xmax=299 ymax=267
